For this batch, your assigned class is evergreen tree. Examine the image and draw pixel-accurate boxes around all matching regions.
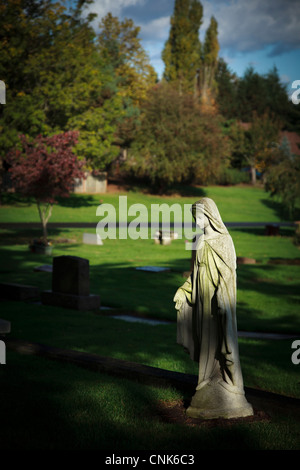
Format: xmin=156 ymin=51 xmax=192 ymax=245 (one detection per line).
xmin=214 ymin=58 xmax=238 ymax=118
xmin=162 ymin=0 xmax=203 ymax=94
xmin=199 ymin=16 xmax=219 ymax=107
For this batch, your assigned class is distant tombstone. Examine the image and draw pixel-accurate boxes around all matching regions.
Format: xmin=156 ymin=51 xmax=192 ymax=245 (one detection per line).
xmin=42 ymin=255 xmax=100 ymax=310
xmin=83 ymin=233 xmax=103 ymax=245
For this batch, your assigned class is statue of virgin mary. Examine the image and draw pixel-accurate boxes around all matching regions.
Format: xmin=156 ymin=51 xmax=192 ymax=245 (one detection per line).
xmin=174 ymin=198 xmax=253 ymax=419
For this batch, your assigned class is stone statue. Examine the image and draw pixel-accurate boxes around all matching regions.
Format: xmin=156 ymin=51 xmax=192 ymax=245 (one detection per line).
xmin=174 ymin=198 xmax=253 ymax=419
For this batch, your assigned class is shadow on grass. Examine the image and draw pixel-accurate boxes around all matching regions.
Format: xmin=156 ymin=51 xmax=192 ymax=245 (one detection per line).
xmin=1 ymin=192 xmax=100 ymax=209
xmin=108 ymin=177 xmax=208 ymax=198
xmin=261 ymin=197 xmax=300 ymax=221
xmin=237 ymin=263 xmax=299 ymax=299
xmin=56 ymin=194 xmax=99 ymax=208
xmin=0 ymin=350 xmax=267 ymax=450
xmin=1 ymin=192 xmax=35 ymax=207
xmin=231 ymin=226 xmax=296 ymax=237
xmin=0 ymin=227 xmax=81 ymax=245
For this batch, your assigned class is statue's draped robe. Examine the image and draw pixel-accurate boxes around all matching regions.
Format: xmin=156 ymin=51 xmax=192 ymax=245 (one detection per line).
xmin=177 ymin=233 xmax=244 ymax=393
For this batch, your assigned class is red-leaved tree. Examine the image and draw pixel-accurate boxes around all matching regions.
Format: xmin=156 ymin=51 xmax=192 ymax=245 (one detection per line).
xmin=8 ymin=131 xmax=84 ymax=242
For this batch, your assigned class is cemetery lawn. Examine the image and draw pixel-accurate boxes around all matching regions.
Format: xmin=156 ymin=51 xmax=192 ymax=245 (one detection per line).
xmin=0 ymin=187 xmax=299 ymax=450
xmin=0 ymin=226 xmax=299 ymax=400
xmin=1 ymin=184 xmax=299 ymax=223
xmin=0 ymin=350 xmax=299 ymax=451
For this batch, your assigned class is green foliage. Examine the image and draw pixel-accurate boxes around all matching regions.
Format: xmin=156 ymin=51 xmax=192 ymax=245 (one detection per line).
xmin=265 ymin=136 xmax=300 ymax=218
xmin=244 ymin=112 xmax=281 ymax=169
xmin=219 ymin=66 xmax=293 ymax=130
xmin=215 ymin=59 xmax=239 ymax=118
xmin=215 ymin=167 xmax=250 ymax=186
xmin=98 ymin=13 xmax=157 ymax=106
xmin=199 ymin=16 xmax=219 ymax=106
xmin=0 ymin=0 xmax=156 ymax=172
xmin=126 ymin=83 xmax=230 ymax=189
xmin=162 ymin=0 xmax=203 ymax=94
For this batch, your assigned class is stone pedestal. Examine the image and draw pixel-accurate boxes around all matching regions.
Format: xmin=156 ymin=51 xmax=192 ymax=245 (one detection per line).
xmin=186 ymin=378 xmax=253 ymax=420
xmin=41 ymin=290 xmax=100 ymax=310
xmin=42 ymin=255 xmax=100 ymax=311
xmin=0 ymin=282 xmax=39 ymax=301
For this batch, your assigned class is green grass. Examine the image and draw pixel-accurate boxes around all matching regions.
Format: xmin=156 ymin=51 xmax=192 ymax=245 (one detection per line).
xmin=1 ymin=299 xmax=299 ymax=399
xmin=0 ymin=351 xmax=299 ymax=450
xmin=0 ymin=184 xmax=298 ymax=223
xmin=0 ymin=187 xmax=299 ymax=450
xmin=0 ymin=226 xmax=299 ymax=328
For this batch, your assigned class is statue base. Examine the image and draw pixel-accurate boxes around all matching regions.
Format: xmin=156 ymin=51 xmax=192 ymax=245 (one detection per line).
xmin=186 ymin=378 xmax=254 ymax=420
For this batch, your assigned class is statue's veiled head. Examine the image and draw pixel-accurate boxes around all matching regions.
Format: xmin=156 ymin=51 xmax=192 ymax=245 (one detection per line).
xmin=191 ymin=197 xmax=228 ymax=234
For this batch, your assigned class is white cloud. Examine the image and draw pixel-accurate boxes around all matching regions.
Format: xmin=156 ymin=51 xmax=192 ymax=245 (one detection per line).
xmin=84 ymin=0 xmax=146 ymax=25
xmin=201 ymin=0 xmax=300 ymax=55
xmin=139 ymin=16 xmax=170 ymax=41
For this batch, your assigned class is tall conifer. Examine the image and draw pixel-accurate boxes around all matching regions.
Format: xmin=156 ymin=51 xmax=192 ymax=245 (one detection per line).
xmin=199 ymin=16 xmax=219 ymax=107
xmin=162 ymin=0 xmax=203 ymax=94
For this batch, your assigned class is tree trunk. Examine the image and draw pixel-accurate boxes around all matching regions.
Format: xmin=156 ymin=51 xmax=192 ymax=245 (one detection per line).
xmin=251 ymin=166 xmax=256 ymax=185
xmin=37 ymin=200 xmax=53 ymax=242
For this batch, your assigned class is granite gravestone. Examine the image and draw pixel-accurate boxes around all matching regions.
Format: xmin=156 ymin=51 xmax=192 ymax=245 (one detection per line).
xmin=42 ymin=255 xmax=100 ymax=310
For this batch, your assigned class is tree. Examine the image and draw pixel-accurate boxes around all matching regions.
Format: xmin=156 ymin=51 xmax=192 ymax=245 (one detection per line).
xmin=8 ymin=131 xmax=84 ymax=241
xmin=97 ymin=13 xmax=157 ymax=160
xmin=215 ymin=59 xmax=238 ymax=118
xmin=0 ymin=0 xmax=130 ymax=174
xmin=235 ymin=66 xmax=293 ymax=128
xmin=98 ymin=13 xmax=157 ymax=106
xmin=242 ymin=112 xmax=281 ymax=184
xmin=126 ymin=83 xmax=230 ymax=190
xmin=162 ymin=0 xmax=203 ymax=94
xmin=265 ymin=136 xmax=300 ymax=218
xmin=198 ymin=16 xmax=219 ymax=107
xmin=235 ymin=67 xmax=268 ymax=122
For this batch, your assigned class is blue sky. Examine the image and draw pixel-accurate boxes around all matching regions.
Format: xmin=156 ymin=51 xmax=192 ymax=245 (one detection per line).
xmin=83 ymin=0 xmax=300 ymax=98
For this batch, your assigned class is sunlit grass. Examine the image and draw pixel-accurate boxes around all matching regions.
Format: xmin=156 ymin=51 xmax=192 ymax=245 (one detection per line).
xmin=1 ymin=184 xmax=298 ymax=223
